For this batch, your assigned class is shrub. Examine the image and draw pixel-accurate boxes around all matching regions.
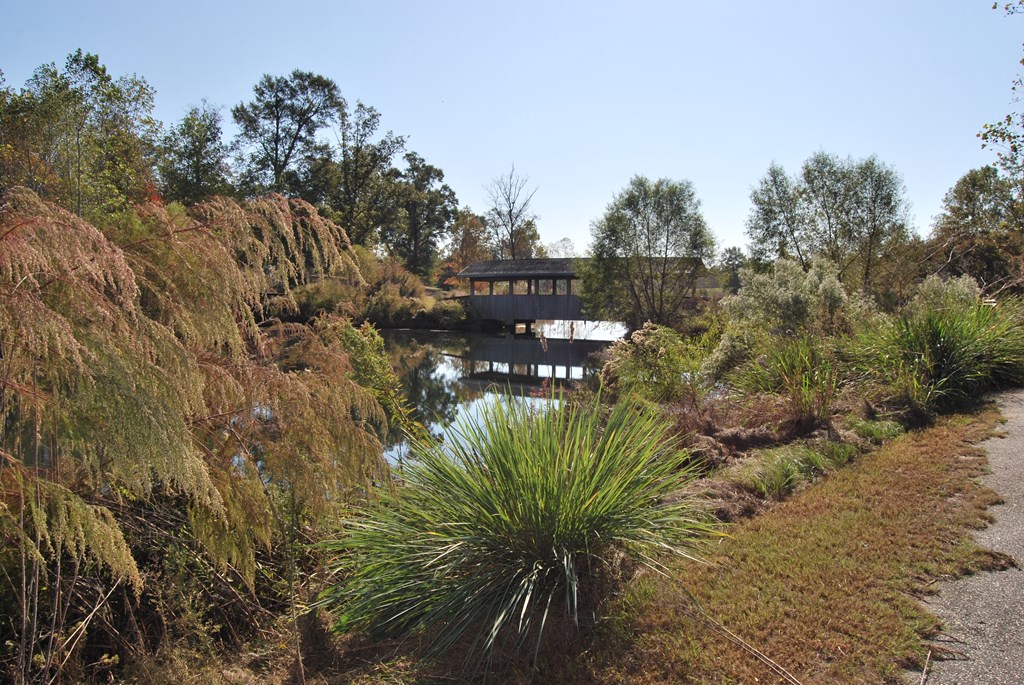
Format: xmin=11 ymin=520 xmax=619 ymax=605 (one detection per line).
xmin=320 ymin=394 xmax=718 ymax=668
xmin=601 ymin=322 xmax=712 ymax=406
xmin=907 ymin=274 xmax=981 ymax=317
xmin=361 ymin=284 xmax=420 ymax=327
xmin=705 ymin=258 xmax=874 ymax=381
xmin=428 ymin=298 xmax=466 ymax=328
xmin=854 ymin=298 xmax=1024 ymax=414
xmin=732 ymin=335 xmax=839 ymax=431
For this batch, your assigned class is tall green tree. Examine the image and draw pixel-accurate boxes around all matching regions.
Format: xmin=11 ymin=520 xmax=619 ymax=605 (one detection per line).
xmin=382 ymin=152 xmax=458 ymax=278
xmin=719 ymin=246 xmax=746 ymax=293
xmin=581 ymin=175 xmax=716 ymax=329
xmin=157 ymin=101 xmax=232 ymax=204
xmin=332 ymin=101 xmax=406 ymax=245
xmin=232 ymin=70 xmax=342 ymax=194
xmin=931 ymin=166 xmax=1024 ymax=292
xmin=747 ymin=162 xmax=809 ymax=269
xmin=0 ymin=50 xmax=159 ymax=219
xmin=747 ymin=152 xmax=910 ymax=292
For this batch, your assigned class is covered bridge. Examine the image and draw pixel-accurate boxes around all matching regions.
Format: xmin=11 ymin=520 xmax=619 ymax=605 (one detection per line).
xmin=458 ymin=258 xmax=585 ymax=328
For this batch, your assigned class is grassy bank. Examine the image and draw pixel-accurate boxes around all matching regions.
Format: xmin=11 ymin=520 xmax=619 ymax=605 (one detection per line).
xmin=555 ymin=406 xmax=1009 ymax=684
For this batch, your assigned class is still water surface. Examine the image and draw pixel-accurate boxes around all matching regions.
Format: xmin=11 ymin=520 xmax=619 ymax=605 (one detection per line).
xmin=381 ymin=320 xmax=625 ymax=463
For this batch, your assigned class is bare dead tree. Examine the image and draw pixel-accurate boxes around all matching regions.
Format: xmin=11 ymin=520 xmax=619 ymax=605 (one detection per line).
xmin=484 ymin=165 xmax=539 ymax=260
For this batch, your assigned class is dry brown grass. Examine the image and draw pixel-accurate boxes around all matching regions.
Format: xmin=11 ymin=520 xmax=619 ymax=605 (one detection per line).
xmin=543 ymin=405 xmax=1009 ymax=685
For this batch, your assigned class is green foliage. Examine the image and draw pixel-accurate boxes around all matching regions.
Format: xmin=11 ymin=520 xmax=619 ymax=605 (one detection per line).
xmin=321 ymin=395 xmax=718 ymax=668
xmin=380 ymin=152 xmax=458 ymax=278
xmin=705 ymin=258 xmax=868 ymax=381
xmin=581 ymin=175 xmax=715 ymax=329
xmin=600 ymin=322 xmax=713 ymax=406
xmin=0 ymin=187 xmax=390 ymax=682
xmin=0 ymin=50 xmax=160 ymax=219
xmin=157 ymin=101 xmax=232 ymax=204
xmin=746 ymin=153 xmax=910 ymax=293
xmin=732 ymin=335 xmax=840 ymax=430
xmin=232 ymin=70 xmax=342 ymax=194
xmin=907 ymin=273 xmax=982 ymax=316
xmin=853 ymin=294 xmax=1024 ymax=415
xmin=734 ymin=442 xmax=855 ymax=500
xmin=428 ymin=298 xmax=467 ymax=328
xmin=846 ymin=418 xmax=905 ymax=444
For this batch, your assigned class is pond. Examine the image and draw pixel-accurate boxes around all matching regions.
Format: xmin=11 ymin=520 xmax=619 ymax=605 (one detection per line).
xmin=381 ymin=320 xmax=626 ymax=464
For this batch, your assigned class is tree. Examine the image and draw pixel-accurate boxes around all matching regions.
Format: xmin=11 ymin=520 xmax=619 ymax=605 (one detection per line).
xmin=0 ymin=50 xmax=159 ymax=219
xmin=438 ymin=208 xmax=491 ymax=287
xmin=981 ymin=2 xmax=1024 ymax=185
xmin=747 ymin=163 xmax=809 ymax=269
xmin=719 ymin=246 xmax=746 ymax=293
xmin=157 ymin=101 xmax=232 ymax=204
xmin=930 ymin=166 xmax=1024 ymax=292
xmin=746 ymin=152 xmax=910 ymax=292
xmin=546 ymin=237 xmax=577 ymax=258
xmin=848 ymin=156 xmax=910 ymax=291
xmin=332 ymin=101 xmax=406 ymax=245
xmin=232 ymin=70 xmax=342 ymax=194
xmin=484 ymin=165 xmax=541 ymax=259
xmin=0 ymin=187 xmax=394 ymax=682
xmin=382 ymin=152 xmax=458 ymax=278
xmin=580 ymin=175 xmax=716 ymax=329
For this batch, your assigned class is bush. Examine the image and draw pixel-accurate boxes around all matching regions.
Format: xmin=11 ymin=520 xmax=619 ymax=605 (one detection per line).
xmin=907 ymin=274 xmax=981 ymax=317
xmin=320 ymin=394 xmax=718 ymax=668
xmin=854 ymin=297 xmax=1024 ymax=414
xmin=361 ymin=284 xmax=421 ymax=327
xmin=732 ymin=335 xmax=839 ymax=431
xmin=427 ymin=298 xmax=466 ymax=328
xmin=601 ymin=322 xmax=712 ymax=406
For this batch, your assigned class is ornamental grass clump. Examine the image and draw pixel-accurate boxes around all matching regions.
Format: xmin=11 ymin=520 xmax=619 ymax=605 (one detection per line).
xmin=733 ymin=335 xmax=840 ymax=431
xmin=855 ymin=297 xmax=1024 ymax=415
xmin=321 ymin=394 xmax=718 ymax=668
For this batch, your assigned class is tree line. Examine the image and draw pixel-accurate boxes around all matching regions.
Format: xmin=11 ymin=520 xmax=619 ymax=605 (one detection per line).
xmin=582 ymin=150 xmax=1024 ymax=330
xmin=0 ymin=52 xmax=549 ymax=284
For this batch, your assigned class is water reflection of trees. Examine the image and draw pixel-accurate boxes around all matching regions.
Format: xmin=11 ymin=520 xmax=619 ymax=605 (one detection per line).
xmin=382 ymin=331 xmax=483 ymax=447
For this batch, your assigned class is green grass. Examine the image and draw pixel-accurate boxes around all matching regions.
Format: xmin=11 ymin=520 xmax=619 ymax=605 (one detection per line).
xmin=854 ymin=299 xmax=1024 ymax=415
xmin=319 ymin=394 xmax=720 ymax=671
xmin=847 ymin=417 xmax=905 ymax=444
xmin=733 ymin=335 xmax=839 ymax=430
xmin=730 ymin=441 xmax=858 ymax=500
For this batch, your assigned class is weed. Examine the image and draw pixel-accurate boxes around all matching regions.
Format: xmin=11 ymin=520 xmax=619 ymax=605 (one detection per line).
xmin=847 ymin=417 xmax=905 ymax=444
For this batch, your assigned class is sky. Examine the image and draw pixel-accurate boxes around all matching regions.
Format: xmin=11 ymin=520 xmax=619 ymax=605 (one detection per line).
xmin=2 ymin=1 xmax=1022 ymax=253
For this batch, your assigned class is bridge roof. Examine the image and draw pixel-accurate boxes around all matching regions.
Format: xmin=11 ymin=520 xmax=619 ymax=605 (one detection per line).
xmin=458 ymin=258 xmax=581 ymax=280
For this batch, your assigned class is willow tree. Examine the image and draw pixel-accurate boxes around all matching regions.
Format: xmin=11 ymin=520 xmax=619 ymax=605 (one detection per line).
xmin=581 ymin=175 xmax=716 ymax=330
xmin=0 ymin=187 xmax=398 ymax=683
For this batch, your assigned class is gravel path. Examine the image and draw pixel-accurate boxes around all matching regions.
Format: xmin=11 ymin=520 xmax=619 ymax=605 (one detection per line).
xmin=919 ymin=390 xmax=1024 ymax=685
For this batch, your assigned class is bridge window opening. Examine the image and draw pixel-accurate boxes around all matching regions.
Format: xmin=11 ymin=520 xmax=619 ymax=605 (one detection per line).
xmin=512 ymin=279 xmax=530 ymax=295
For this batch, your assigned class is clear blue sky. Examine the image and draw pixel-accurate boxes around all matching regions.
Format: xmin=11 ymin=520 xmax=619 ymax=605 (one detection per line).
xmin=2 ymin=1 xmax=1021 ymax=253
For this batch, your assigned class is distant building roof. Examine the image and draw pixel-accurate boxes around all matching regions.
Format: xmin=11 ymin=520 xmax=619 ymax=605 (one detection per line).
xmin=458 ymin=258 xmax=582 ymax=280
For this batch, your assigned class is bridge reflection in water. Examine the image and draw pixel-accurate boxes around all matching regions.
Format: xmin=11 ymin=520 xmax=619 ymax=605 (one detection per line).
xmin=450 ymin=335 xmax=608 ymax=395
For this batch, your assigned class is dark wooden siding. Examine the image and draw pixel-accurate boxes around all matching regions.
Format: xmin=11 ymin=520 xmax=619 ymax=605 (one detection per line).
xmin=466 ymin=294 xmax=582 ymax=323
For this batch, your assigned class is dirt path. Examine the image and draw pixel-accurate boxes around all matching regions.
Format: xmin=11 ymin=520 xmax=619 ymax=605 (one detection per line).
xmin=920 ymin=390 xmax=1024 ymax=684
